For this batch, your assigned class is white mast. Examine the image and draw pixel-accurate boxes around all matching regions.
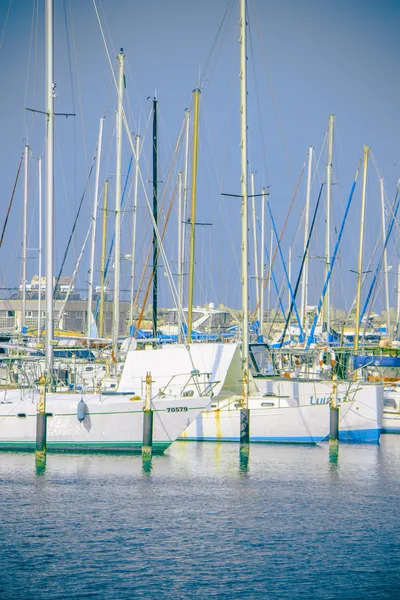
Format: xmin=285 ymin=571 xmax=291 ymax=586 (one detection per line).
xmin=177 ymin=171 xmax=183 ymax=341
xmin=37 ymin=156 xmax=43 ymax=342
xmin=323 ymin=114 xmax=334 ymax=334
xmin=380 ymin=177 xmax=390 ymax=336
xmin=259 ymin=187 xmax=266 ymax=334
xmin=112 ymin=49 xmax=125 ymax=359
xmin=288 ymin=247 xmax=292 ymax=315
xmin=129 ymin=134 xmax=140 ymax=332
xmin=22 ymin=143 xmax=29 ymax=331
xmin=87 ymin=116 xmax=104 ymax=339
xmin=45 ymin=0 xmax=54 ymax=376
xmin=267 ymin=228 xmax=273 ymax=329
xmin=239 ymin=0 xmax=249 ymax=404
xmin=397 ymin=263 xmax=400 ymax=336
xmin=300 ymin=146 xmax=313 ymax=330
xmin=250 ymin=172 xmax=259 ymax=318
xmin=354 ymin=145 xmax=370 ymax=353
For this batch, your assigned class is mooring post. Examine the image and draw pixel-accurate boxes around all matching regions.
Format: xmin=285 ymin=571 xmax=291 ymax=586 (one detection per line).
xmin=142 ymin=371 xmax=154 ymax=458
xmin=35 ymin=373 xmax=47 ymax=466
xmin=329 ymin=374 xmax=339 ymax=445
xmin=240 ymin=408 xmax=250 ymax=445
xmin=240 ymin=365 xmax=250 ymax=446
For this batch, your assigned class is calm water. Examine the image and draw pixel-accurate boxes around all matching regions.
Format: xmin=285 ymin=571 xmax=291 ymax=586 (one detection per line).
xmin=0 ymin=437 xmax=399 ymax=599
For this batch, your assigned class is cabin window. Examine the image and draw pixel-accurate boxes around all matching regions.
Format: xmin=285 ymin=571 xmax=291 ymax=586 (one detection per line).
xmin=17 ymin=413 xmax=26 ymax=418
xmin=261 ymin=402 xmax=275 ymax=407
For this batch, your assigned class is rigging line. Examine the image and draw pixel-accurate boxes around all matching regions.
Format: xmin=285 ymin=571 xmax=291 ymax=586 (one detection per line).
xmin=94 ymin=155 xmax=134 ymax=319
xmin=372 ymin=222 xmax=400 ymax=315
xmin=306 ymin=160 xmax=361 ymax=349
xmin=67 ymin=0 xmax=89 ymax=182
xmin=266 ymin=198 xmax=303 ymax=337
xmin=255 ymin=161 xmax=305 ymax=318
xmin=133 ymin=114 xmax=187 ymax=309
xmin=54 ymin=156 xmax=96 ymax=294
xmin=0 ymin=0 xmax=12 ymax=53
xmin=202 ymin=75 xmax=240 ymax=272
xmin=361 ymin=179 xmax=400 ymax=324
xmin=56 ymin=221 xmax=92 ymax=324
xmin=92 ymin=0 xmax=182 ymax=321
xmin=135 ymin=181 xmax=180 ymax=334
xmin=250 ymin=0 xmax=293 ymax=180
xmin=344 ymin=229 xmax=383 ymax=324
xmin=63 ymin=0 xmax=76 ymax=114
xmin=199 ymin=0 xmax=235 ymax=88
xmin=247 ymin=4 xmax=269 ymax=185
xmin=279 ymin=183 xmax=324 ymax=347
xmin=0 ymin=153 xmax=23 ymax=249
xmin=345 ymin=176 xmax=400 ymax=325
xmin=23 ymin=0 xmax=37 ymax=139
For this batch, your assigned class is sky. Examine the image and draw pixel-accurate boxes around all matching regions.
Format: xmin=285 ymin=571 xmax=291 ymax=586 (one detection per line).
xmin=0 ymin=0 xmax=399 ymax=319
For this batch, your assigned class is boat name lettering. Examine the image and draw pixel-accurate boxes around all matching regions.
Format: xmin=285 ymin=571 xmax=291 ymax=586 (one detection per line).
xmin=309 ymin=396 xmax=344 ymax=405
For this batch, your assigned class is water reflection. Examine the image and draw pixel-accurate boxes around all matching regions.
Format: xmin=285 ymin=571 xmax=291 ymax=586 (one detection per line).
xmin=35 ymin=449 xmax=47 ymax=476
xmin=239 ymin=443 xmax=250 ymax=474
xmin=141 ymin=455 xmax=153 ymax=475
xmin=329 ymin=440 xmax=339 ymax=468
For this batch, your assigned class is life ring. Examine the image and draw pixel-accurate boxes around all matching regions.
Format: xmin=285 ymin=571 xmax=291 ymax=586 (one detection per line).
xmin=318 ymin=348 xmax=336 ymax=371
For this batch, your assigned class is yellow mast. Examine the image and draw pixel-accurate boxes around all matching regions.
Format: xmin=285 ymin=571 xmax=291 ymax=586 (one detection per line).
xmin=354 ymin=145 xmax=370 ymax=353
xmin=99 ymin=180 xmax=109 ymax=338
xmin=187 ymin=88 xmax=201 ymax=343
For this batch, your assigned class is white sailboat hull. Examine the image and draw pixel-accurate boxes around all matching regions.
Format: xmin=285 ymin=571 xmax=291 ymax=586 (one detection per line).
xmin=181 ymin=381 xmax=383 ymax=444
xmin=0 ymin=389 xmax=210 ymax=453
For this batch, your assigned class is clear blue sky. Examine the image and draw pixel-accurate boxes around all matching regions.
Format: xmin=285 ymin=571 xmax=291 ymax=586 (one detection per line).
xmin=0 ymin=0 xmax=398 ymax=316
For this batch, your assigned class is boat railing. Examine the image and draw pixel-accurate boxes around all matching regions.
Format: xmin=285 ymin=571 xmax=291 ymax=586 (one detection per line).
xmin=157 ymin=370 xmax=219 ymax=399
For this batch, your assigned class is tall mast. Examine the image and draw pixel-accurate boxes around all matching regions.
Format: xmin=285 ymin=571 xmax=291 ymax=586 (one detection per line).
xmin=288 ymin=247 xmax=292 ymax=315
xmin=45 ymin=0 xmax=54 ymax=376
xmin=267 ymin=228 xmax=273 ymax=329
xmin=181 ymin=110 xmax=190 ymax=310
xmin=99 ymin=180 xmax=109 ymax=338
xmin=112 ymin=49 xmax=125 ymax=359
xmin=129 ymin=134 xmax=140 ymax=333
xmin=322 ymin=114 xmax=334 ymax=333
xmin=187 ymin=88 xmax=200 ymax=343
xmin=259 ymin=187 xmax=266 ymax=334
xmin=177 ymin=171 xmax=183 ymax=341
xmin=250 ymin=172 xmax=259 ymax=319
xmin=354 ymin=145 xmax=370 ymax=352
xmin=22 ymin=144 xmax=29 ymax=331
xmin=397 ymin=263 xmax=400 ymax=337
xmin=300 ymin=146 xmax=313 ymax=330
xmin=87 ymin=116 xmax=104 ymax=339
xmin=152 ymin=97 xmax=158 ymax=341
xmin=37 ymin=156 xmax=43 ymax=342
xmin=239 ymin=0 xmax=249 ymax=406
xmin=380 ymin=177 xmax=390 ymax=336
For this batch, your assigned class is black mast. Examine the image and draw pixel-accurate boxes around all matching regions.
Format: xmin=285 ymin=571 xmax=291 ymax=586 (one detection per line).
xmin=152 ymin=98 xmax=158 ymax=341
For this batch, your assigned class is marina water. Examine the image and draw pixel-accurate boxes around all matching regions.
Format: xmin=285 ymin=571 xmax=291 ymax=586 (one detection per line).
xmin=1 ymin=438 xmax=399 ymax=599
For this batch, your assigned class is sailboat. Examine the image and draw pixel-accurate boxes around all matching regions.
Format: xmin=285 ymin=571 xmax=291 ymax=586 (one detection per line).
xmin=180 ymin=0 xmax=383 ymax=444
xmin=0 ymin=0 xmax=213 ymax=454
